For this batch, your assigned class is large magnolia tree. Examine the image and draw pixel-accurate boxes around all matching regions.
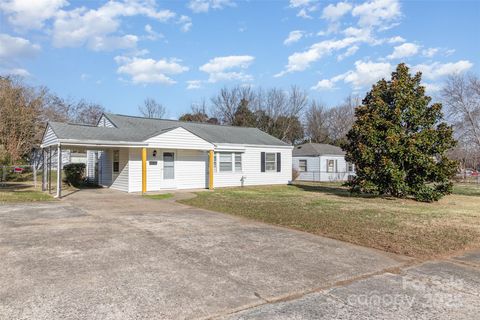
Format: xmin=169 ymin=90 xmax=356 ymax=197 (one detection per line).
xmin=342 ymin=63 xmax=457 ymax=202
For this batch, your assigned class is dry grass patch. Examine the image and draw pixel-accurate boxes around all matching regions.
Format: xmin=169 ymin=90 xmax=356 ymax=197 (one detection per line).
xmin=180 ymin=182 xmax=480 ymax=258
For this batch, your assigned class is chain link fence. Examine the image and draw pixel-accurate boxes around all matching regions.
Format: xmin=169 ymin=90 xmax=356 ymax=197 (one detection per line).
xmin=295 ymin=170 xmax=355 ymax=182
xmin=0 ymin=165 xmax=40 ymax=189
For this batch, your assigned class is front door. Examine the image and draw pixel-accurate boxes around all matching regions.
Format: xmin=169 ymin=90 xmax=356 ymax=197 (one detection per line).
xmin=162 ymin=152 xmax=176 ymax=188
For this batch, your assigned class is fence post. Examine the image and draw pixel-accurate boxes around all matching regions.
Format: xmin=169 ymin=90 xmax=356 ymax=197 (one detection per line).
xmin=33 ymin=164 xmax=37 ymax=189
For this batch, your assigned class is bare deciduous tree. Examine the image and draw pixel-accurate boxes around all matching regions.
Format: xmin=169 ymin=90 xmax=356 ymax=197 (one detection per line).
xmin=305 ymin=101 xmax=329 ymax=143
xmin=73 ymin=100 xmax=106 ymax=125
xmin=325 ymin=95 xmax=358 ymax=144
xmin=442 ymin=74 xmax=480 ymax=148
xmin=138 ymin=98 xmax=166 ymax=119
xmin=210 ymin=86 xmax=255 ymax=125
xmin=0 ymin=76 xmax=44 ymax=164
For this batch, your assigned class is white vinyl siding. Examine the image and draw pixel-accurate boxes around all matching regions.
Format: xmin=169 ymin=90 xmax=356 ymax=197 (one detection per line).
xmin=110 ymin=148 xmax=129 ymax=192
xmin=42 ymin=126 xmax=59 ymax=147
xmin=128 ymin=148 xmax=208 ymax=192
xmin=145 ymin=127 xmax=214 ymax=150
xmin=214 ymin=146 xmax=292 ymax=188
xmin=97 ymin=115 xmax=115 ymax=128
xmin=293 ymin=155 xmax=354 ymax=182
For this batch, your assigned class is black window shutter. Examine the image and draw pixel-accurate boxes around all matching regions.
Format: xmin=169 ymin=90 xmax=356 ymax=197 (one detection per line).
xmin=276 ymin=153 xmax=281 ymax=172
xmin=261 ymin=152 xmax=265 ymax=172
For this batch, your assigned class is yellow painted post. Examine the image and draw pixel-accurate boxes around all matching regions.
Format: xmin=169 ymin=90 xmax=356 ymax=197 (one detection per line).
xmin=208 ymin=150 xmax=214 ymax=190
xmin=142 ymin=148 xmax=147 ymax=194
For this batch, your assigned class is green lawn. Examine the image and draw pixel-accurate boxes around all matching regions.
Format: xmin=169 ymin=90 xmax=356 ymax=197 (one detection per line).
xmin=0 ymin=185 xmax=53 ymax=203
xmin=143 ymin=193 xmax=173 ymax=200
xmin=181 ymin=182 xmax=480 ymax=258
xmin=452 ymin=184 xmax=480 ymax=197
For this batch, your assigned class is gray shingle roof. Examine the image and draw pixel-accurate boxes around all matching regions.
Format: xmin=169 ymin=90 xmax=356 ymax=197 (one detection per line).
xmin=293 ymin=143 xmax=345 ymax=156
xmin=48 ymin=113 xmax=289 ymax=146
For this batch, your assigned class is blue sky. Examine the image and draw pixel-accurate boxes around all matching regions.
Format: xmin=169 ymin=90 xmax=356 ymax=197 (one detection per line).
xmin=1 ymin=0 xmax=479 ymax=118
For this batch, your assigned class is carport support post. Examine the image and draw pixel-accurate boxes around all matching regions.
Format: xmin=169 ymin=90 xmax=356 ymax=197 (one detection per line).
xmin=41 ymin=148 xmax=46 ymax=191
xmin=142 ymin=147 xmax=147 ymax=194
xmin=56 ymin=144 xmax=62 ymax=198
xmin=208 ymin=150 xmax=214 ymax=190
xmin=48 ymin=147 xmax=52 ymax=193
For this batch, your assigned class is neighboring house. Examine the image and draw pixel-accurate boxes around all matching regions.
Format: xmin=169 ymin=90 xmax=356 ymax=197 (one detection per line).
xmin=31 ymin=148 xmax=86 ymax=170
xmin=292 ymin=143 xmax=355 ymax=182
xmin=41 ymin=113 xmax=293 ymax=197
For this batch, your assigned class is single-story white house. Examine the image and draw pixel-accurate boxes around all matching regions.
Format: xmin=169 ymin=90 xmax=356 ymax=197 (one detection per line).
xmin=292 ymin=143 xmax=355 ymax=182
xmin=41 ymin=113 xmax=293 ymax=197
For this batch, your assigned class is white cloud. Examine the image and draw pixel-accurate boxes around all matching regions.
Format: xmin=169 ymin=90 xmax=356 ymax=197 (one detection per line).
xmin=337 ymin=45 xmax=359 ymax=61
xmin=388 ymin=36 xmax=405 ymax=44
xmin=144 ymin=24 xmax=164 ymax=40
xmin=115 ymin=56 xmax=189 ymax=84
xmin=322 ymin=2 xmax=352 ymax=21
xmin=311 ymin=79 xmax=336 ymax=90
xmin=0 ymin=33 xmax=40 ymax=59
xmin=318 ymin=60 xmax=392 ymax=90
xmin=422 ymin=82 xmax=442 ymax=93
xmin=187 ymin=0 xmax=235 ymax=13
xmin=289 ymin=0 xmax=318 ymax=19
xmin=276 ymin=36 xmax=364 ymax=76
xmin=289 ymin=0 xmax=316 ymax=8
xmin=352 ymin=0 xmax=401 ymax=28
xmin=387 ymin=42 xmax=419 ymax=59
xmin=422 ymin=48 xmax=439 ymax=58
xmin=178 ymin=15 xmax=192 ymax=32
xmin=284 ymin=30 xmax=304 ymax=46
xmin=412 ymin=60 xmax=473 ymax=80
xmin=199 ymin=55 xmax=254 ymax=83
xmin=0 ymin=0 xmax=67 ymax=30
xmin=52 ymin=1 xmax=176 ymax=50
xmin=186 ymin=80 xmax=202 ymax=89
xmin=342 ymin=60 xmax=392 ymax=88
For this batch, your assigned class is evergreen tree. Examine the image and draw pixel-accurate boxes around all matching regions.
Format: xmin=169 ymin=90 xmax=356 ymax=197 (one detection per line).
xmin=342 ymin=63 xmax=457 ymax=202
xmin=232 ymin=98 xmax=257 ymax=127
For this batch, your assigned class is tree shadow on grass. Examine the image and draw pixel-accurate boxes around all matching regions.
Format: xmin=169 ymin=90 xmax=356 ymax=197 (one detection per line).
xmin=0 ymin=183 xmax=32 ymax=191
xmin=292 ymin=183 xmax=383 ymax=199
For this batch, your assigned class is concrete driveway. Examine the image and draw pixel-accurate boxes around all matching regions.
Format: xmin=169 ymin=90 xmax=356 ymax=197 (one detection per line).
xmin=0 ymin=189 xmax=478 ymax=319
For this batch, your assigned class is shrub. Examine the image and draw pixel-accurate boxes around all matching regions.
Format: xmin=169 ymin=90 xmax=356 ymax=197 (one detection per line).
xmin=63 ymin=163 xmax=86 ymax=186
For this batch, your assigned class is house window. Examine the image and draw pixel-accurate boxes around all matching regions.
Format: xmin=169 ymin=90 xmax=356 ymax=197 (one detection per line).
xmin=113 ymin=150 xmax=120 ymax=173
xmin=347 ymin=162 xmax=354 ymax=172
xmin=299 ymin=160 xmax=307 ymax=172
xmin=265 ymin=153 xmax=276 ymax=171
xmin=327 ymin=159 xmax=336 ymax=173
xmin=235 ymin=153 xmax=242 ymax=172
xmin=213 ymin=152 xmax=217 ymax=172
xmin=219 ymin=153 xmax=233 ymax=172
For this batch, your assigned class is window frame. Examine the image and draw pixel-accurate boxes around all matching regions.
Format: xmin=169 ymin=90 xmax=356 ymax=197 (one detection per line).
xmin=215 ymin=152 xmax=243 ymax=173
xmin=219 ymin=152 xmax=233 ymax=172
xmin=299 ymin=159 xmax=307 ymax=172
xmin=234 ymin=153 xmax=242 ymax=172
xmin=326 ymin=159 xmax=335 ymax=173
xmin=265 ymin=152 xmax=277 ymax=172
xmin=113 ymin=150 xmax=120 ymax=173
